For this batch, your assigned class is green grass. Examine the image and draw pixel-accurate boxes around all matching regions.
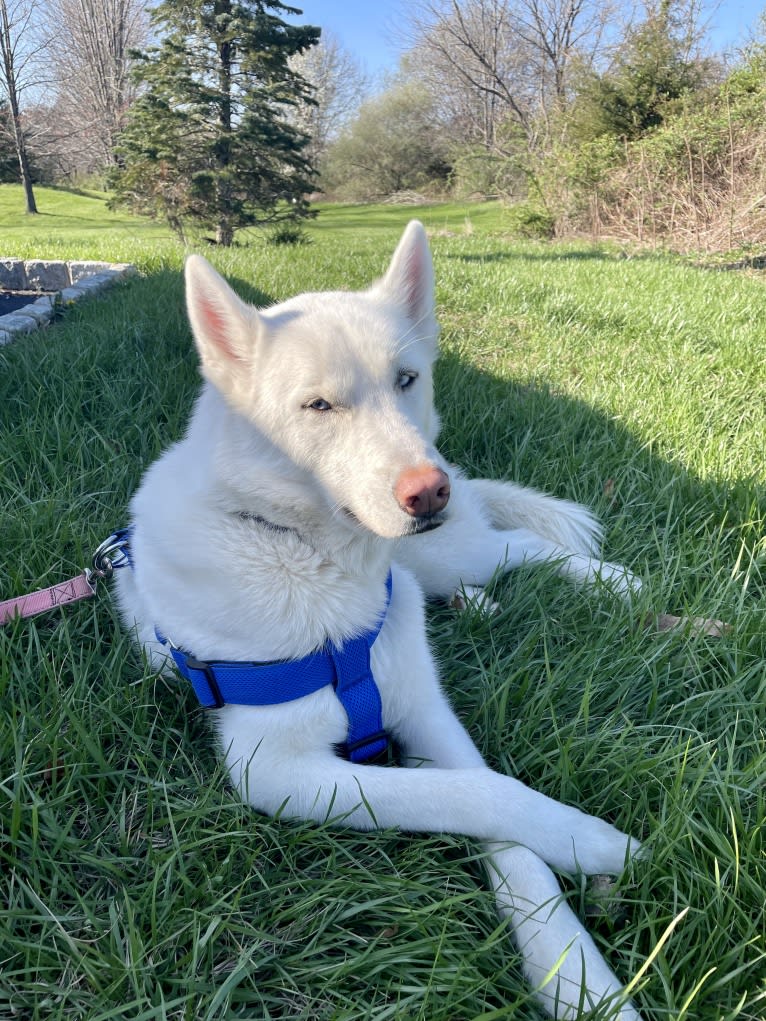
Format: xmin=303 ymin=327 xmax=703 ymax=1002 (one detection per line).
xmin=1 ymin=185 xmax=765 ymax=1020
xmin=0 ymin=184 xmax=504 ymax=265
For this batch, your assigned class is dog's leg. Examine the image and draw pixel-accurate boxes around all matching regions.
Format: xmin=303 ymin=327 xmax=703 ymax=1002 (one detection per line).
xmin=467 ymin=478 xmax=604 ymax=558
xmin=231 ymin=746 xmax=637 ymax=874
xmin=400 ymin=521 xmax=641 ymax=602
xmin=495 ymin=528 xmax=642 ymax=600
xmin=226 ymin=698 xmax=640 ymax=1020
xmin=485 ymin=843 xmax=641 ymax=1020
xmin=395 ymin=473 xmax=641 ymax=605
xmin=467 ymin=478 xmax=643 ymax=602
xmin=396 ymin=704 xmax=642 ymax=1020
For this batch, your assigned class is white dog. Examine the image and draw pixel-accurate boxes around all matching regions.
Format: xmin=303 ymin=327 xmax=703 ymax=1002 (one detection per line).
xmin=117 ymin=222 xmax=644 ymax=1020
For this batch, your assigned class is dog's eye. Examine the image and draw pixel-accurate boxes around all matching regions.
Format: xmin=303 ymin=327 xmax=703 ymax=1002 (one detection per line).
xmin=397 ymin=370 xmax=418 ymax=391
xmin=306 ymin=398 xmax=332 ymax=412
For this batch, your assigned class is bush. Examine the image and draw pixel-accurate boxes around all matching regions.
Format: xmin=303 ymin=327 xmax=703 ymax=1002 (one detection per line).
xmin=448 ymin=146 xmax=526 ymax=201
xmin=265 ymin=220 xmax=313 ymax=246
xmin=505 ymin=202 xmax=555 ymax=239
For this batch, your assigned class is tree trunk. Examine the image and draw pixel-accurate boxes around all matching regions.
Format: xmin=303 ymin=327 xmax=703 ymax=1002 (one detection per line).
xmin=214 ymin=1 xmax=233 ymax=246
xmin=215 ymin=220 xmax=234 ymax=246
xmin=13 ymin=113 xmax=38 ymax=213
xmin=0 ymin=0 xmax=38 ymax=213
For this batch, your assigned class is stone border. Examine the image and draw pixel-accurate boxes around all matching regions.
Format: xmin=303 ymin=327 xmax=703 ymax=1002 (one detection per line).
xmin=0 ymin=259 xmax=136 ymax=346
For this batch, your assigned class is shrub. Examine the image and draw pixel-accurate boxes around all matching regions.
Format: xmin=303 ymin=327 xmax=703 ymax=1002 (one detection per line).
xmin=265 ymin=220 xmax=313 ymax=246
xmin=505 ymin=202 xmax=555 ymax=240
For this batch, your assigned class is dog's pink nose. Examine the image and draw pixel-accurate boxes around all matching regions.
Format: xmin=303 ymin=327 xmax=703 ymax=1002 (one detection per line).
xmin=395 ymin=465 xmax=450 ymax=517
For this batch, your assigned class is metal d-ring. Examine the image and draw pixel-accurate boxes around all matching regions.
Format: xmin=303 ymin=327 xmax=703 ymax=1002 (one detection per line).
xmin=90 ymin=530 xmax=132 ymax=580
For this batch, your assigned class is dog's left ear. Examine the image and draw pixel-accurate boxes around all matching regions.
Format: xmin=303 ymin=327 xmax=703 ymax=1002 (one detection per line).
xmin=374 ymin=220 xmax=435 ymax=329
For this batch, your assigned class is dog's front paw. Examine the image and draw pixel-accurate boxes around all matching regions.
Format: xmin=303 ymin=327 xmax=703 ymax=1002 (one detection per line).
xmin=592 ymin=560 xmax=643 ymax=601
xmin=449 ymin=584 xmax=500 ymax=616
xmin=576 ymin=820 xmax=642 ymax=876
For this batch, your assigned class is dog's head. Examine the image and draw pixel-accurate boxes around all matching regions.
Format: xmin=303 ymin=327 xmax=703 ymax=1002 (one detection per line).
xmin=185 ymin=220 xmax=449 ymax=539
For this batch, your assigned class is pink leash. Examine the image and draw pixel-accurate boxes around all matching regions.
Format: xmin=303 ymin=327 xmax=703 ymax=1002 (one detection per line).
xmin=0 ymin=572 xmax=97 ymax=624
xmin=0 ymin=532 xmax=130 ymax=625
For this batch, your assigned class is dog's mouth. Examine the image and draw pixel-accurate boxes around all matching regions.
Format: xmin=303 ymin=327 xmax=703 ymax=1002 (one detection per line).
xmin=408 ymin=513 xmax=446 ymax=535
xmin=340 ymin=506 xmax=447 ymax=537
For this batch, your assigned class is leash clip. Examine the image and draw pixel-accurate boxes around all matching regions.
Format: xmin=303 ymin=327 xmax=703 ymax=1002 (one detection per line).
xmin=90 ymin=530 xmax=132 ymax=581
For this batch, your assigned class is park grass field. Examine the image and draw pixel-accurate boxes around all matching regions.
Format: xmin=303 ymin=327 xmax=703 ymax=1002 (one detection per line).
xmin=1 ymin=185 xmax=765 ymax=1020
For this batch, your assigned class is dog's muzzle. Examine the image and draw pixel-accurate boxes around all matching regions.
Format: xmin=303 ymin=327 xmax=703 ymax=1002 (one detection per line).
xmin=408 ymin=512 xmax=447 ymax=535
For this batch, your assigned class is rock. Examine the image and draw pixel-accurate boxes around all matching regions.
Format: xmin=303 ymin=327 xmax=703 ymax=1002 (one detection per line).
xmin=0 ymin=313 xmax=39 ymax=333
xmin=23 ymin=260 xmax=70 ymax=290
xmin=0 ymin=259 xmax=27 ymax=290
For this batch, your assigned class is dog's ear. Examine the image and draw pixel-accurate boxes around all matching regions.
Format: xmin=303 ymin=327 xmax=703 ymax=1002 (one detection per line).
xmin=375 ymin=220 xmax=435 ymax=328
xmin=185 ymin=254 xmax=259 ymax=396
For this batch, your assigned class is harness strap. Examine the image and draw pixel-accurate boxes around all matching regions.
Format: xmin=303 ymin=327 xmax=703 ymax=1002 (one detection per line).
xmin=113 ymin=525 xmax=392 ymax=764
xmin=162 ymin=572 xmax=392 ymax=764
xmin=170 ymin=647 xmax=336 ymax=709
xmin=330 ymin=579 xmax=391 ymax=762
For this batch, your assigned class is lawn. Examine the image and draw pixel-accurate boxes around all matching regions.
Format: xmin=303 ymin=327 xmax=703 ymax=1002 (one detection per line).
xmin=1 ymin=186 xmax=764 ymax=1020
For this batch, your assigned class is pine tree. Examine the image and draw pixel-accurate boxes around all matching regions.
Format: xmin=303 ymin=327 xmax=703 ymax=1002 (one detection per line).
xmin=111 ymin=0 xmax=319 ymax=245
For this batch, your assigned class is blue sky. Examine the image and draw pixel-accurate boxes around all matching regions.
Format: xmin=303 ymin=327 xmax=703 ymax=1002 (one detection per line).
xmin=293 ymin=0 xmax=766 ymax=79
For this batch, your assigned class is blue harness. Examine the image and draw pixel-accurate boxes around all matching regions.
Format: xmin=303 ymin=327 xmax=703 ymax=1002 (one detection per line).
xmin=108 ymin=529 xmax=391 ymax=764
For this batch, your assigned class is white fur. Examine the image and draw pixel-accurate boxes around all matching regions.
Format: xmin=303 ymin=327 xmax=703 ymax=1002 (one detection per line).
xmin=117 ymin=221 xmax=644 ymax=1020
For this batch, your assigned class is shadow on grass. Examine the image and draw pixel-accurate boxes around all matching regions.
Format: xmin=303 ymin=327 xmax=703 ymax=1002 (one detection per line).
xmin=435 ymin=346 xmax=764 ymax=602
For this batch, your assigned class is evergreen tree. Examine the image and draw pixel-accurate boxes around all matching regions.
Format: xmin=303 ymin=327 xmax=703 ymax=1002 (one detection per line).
xmin=569 ymin=0 xmax=713 ymax=143
xmin=111 ymin=0 xmax=319 ymax=245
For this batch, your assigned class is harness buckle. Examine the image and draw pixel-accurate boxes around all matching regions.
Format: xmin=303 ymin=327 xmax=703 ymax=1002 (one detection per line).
xmin=346 ymin=731 xmax=389 ymax=757
xmin=184 ymin=653 xmax=226 ymax=710
xmin=184 ymin=656 xmax=226 ymax=709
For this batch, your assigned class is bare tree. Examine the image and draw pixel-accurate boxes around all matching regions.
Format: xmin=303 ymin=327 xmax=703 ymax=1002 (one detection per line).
xmin=288 ymin=31 xmax=370 ymax=169
xmin=403 ymin=0 xmax=617 ymax=150
xmin=406 ymin=0 xmax=529 ymax=150
xmin=516 ymin=0 xmax=615 ymax=107
xmin=0 ymin=0 xmax=49 ymax=211
xmin=46 ymin=0 xmax=148 ymax=175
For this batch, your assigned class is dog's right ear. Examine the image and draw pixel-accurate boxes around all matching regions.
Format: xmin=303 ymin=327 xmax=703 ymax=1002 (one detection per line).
xmin=185 ymin=254 xmax=260 ymax=398
xmin=374 ymin=220 xmax=435 ymax=332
